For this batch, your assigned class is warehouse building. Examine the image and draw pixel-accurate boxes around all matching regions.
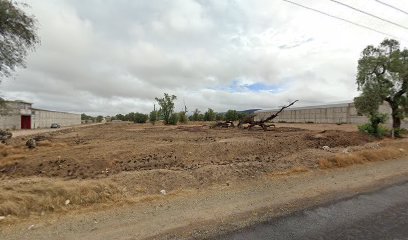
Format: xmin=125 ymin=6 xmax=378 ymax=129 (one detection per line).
xmin=255 ymin=101 xmax=408 ymax=128
xmin=0 ymin=100 xmax=81 ymax=130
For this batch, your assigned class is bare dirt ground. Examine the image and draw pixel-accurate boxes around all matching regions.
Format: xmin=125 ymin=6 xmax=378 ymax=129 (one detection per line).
xmin=0 ymin=122 xmax=407 ymax=239
xmin=1 ymin=159 xmax=407 ymax=240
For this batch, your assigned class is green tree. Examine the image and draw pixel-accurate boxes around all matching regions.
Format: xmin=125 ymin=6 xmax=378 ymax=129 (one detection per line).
xmin=155 ymin=93 xmax=177 ymax=124
xmin=96 ymin=115 xmax=104 ymax=123
xmin=149 ymin=110 xmax=158 ymax=125
xmin=81 ymin=113 xmax=95 ymax=122
xmin=0 ymin=0 xmax=40 ymax=79
xmin=191 ymin=108 xmax=200 ymax=121
xmin=115 ymin=113 xmax=125 ymax=121
xmin=225 ymin=110 xmax=239 ymax=121
xmin=204 ymin=108 xmax=216 ymax=121
xmin=355 ymin=39 xmax=408 ymax=134
xmin=134 ymin=112 xmax=148 ymax=123
xmin=215 ymin=112 xmax=225 ymax=121
xmin=168 ymin=112 xmax=179 ymax=125
xmin=125 ymin=112 xmax=135 ymax=122
xmin=178 ymin=111 xmax=188 ymax=124
xmin=237 ymin=112 xmax=248 ymax=120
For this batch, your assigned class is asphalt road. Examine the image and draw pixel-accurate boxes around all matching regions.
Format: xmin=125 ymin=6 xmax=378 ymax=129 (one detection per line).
xmin=219 ymin=181 xmax=408 ymax=240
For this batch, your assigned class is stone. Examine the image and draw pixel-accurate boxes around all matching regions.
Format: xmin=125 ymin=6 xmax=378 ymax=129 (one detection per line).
xmin=0 ymin=130 xmax=12 ymax=141
xmin=26 ymin=139 xmax=37 ymax=149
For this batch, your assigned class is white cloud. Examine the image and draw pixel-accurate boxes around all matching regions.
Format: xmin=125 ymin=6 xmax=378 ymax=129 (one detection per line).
xmin=2 ymin=0 xmax=408 ymax=115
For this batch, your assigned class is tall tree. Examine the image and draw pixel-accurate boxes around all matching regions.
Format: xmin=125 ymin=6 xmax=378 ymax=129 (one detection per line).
xmin=355 ymin=39 xmax=408 ymax=132
xmin=191 ymin=108 xmax=200 ymax=121
xmin=204 ymin=108 xmax=216 ymax=121
xmin=0 ymin=0 xmax=40 ymax=79
xmin=225 ymin=110 xmax=239 ymax=121
xmin=155 ymin=93 xmax=177 ymax=125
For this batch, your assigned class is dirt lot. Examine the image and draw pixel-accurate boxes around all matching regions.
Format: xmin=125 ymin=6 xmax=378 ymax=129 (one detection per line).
xmin=0 ymin=123 xmax=407 ymax=220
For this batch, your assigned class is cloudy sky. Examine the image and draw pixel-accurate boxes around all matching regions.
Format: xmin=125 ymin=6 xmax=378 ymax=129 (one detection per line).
xmin=2 ymin=0 xmax=408 ymax=115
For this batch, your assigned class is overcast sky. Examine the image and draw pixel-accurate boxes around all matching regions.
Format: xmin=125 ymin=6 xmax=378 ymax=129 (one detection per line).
xmin=2 ymin=0 xmax=408 ymax=115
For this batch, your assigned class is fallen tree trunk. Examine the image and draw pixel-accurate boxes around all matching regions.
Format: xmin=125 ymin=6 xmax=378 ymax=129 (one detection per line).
xmin=239 ymin=100 xmax=298 ymax=131
xmin=211 ymin=121 xmax=235 ymax=128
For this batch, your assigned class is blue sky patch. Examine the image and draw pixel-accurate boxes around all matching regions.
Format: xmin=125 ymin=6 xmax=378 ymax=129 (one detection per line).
xmin=215 ymin=80 xmax=287 ymax=93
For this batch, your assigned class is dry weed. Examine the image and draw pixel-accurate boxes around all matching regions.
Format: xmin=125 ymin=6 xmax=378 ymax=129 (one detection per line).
xmin=0 ymin=178 xmax=124 ymax=217
xmin=319 ymin=146 xmax=406 ymax=169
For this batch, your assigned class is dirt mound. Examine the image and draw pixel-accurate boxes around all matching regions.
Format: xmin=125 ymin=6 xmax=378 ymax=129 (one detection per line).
xmin=0 ymin=125 xmax=378 ymax=181
xmin=304 ymin=130 xmax=373 ymax=148
xmin=1 ymin=124 xmax=408 ymax=220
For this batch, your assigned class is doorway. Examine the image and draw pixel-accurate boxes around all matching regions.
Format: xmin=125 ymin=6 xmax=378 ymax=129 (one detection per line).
xmin=21 ymin=115 xmax=31 ymax=129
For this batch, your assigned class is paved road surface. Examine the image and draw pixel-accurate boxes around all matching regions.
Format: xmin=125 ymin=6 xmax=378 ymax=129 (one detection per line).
xmin=219 ymin=181 xmax=408 ymax=240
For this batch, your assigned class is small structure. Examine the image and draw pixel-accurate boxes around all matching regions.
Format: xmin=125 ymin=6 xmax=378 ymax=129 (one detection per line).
xmin=0 ymin=100 xmax=81 ymax=130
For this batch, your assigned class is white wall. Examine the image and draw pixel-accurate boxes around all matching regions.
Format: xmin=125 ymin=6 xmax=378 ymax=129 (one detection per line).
xmin=0 ymin=115 xmax=20 ymax=130
xmin=31 ymin=110 xmax=81 ymax=128
xmin=255 ymin=102 xmax=407 ymax=128
xmin=0 ymin=101 xmax=31 ymax=130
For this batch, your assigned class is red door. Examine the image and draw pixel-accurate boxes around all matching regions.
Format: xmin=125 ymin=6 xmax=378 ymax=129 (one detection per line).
xmin=21 ymin=115 xmax=31 ymax=129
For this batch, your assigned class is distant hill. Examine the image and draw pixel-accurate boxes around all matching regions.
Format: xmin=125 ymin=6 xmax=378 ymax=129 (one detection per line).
xmin=238 ymin=109 xmax=262 ymax=114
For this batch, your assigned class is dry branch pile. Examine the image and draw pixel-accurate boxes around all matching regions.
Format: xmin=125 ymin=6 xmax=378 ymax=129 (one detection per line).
xmin=213 ymin=100 xmax=298 ymax=131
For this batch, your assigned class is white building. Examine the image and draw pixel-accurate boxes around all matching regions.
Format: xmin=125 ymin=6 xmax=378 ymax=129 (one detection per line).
xmin=255 ymin=101 xmax=408 ymax=128
xmin=0 ymin=100 xmax=81 ymax=130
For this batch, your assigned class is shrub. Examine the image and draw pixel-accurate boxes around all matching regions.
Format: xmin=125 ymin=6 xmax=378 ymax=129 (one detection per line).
xmin=225 ymin=110 xmax=239 ymax=121
xmin=358 ymin=123 xmax=389 ymax=137
xmin=393 ymin=128 xmax=408 ymax=137
xmin=191 ymin=109 xmax=200 ymax=121
xmin=134 ymin=113 xmax=148 ymax=123
xmin=204 ymin=108 xmax=216 ymax=121
xmin=149 ymin=110 xmax=158 ymax=125
xmin=168 ymin=113 xmax=179 ymax=125
xmin=216 ymin=113 xmax=225 ymax=121
xmin=178 ymin=111 xmax=188 ymax=124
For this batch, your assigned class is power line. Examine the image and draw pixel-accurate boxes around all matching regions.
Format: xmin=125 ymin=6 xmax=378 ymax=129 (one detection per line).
xmin=329 ymin=0 xmax=408 ymax=31
xmin=374 ymin=0 xmax=408 ymax=16
xmin=281 ymin=0 xmax=405 ymax=41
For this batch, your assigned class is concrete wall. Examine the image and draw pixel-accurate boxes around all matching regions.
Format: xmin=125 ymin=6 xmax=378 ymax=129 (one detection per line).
xmin=0 ymin=114 xmax=21 ymax=130
xmin=0 ymin=101 xmax=32 ymax=130
xmin=255 ymin=102 xmax=408 ymax=129
xmin=0 ymin=101 xmax=81 ymax=130
xmin=31 ymin=109 xmax=81 ymax=128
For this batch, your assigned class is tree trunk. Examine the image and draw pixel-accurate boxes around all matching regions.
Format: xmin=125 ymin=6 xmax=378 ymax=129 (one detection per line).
xmin=392 ymin=113 xmax=401 ymax=129
xmin=390 ymin=103 xmax=401 ymax=130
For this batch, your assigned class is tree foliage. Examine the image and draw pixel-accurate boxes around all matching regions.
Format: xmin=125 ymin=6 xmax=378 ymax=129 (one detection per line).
xmin=178 ymin=111 xmax=188 ymax=124
xmin=0 ymin=0 xmax=40 ymax=78
xmin=113 ymin=112 xmax=148 ymax=123
xmin=155 ymin=93 xmax=177 ymax=125
xmin=190 ymin=108 xmax=204 ymax=121
xmin=96 ymin=115 xmax=104 ymax=123
xmin=168 ymin=112 xmax=179 ymax=125
xmin=81 ymin=113 xmax=95 ymax=122
xmin=225 ymin=110 xmax=239 ymax=121
xmin=355 ymin=39 xmax=408 ymax=132
xmin=149 ymin=110 xmax=158 ymax=125
xmin=358 ymin=113 xmax=388 ymax=137
xmin=204 ymin=108 xmax=216 ymax=121
xmin=215 ymin=113 xmax=225 ymax=121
